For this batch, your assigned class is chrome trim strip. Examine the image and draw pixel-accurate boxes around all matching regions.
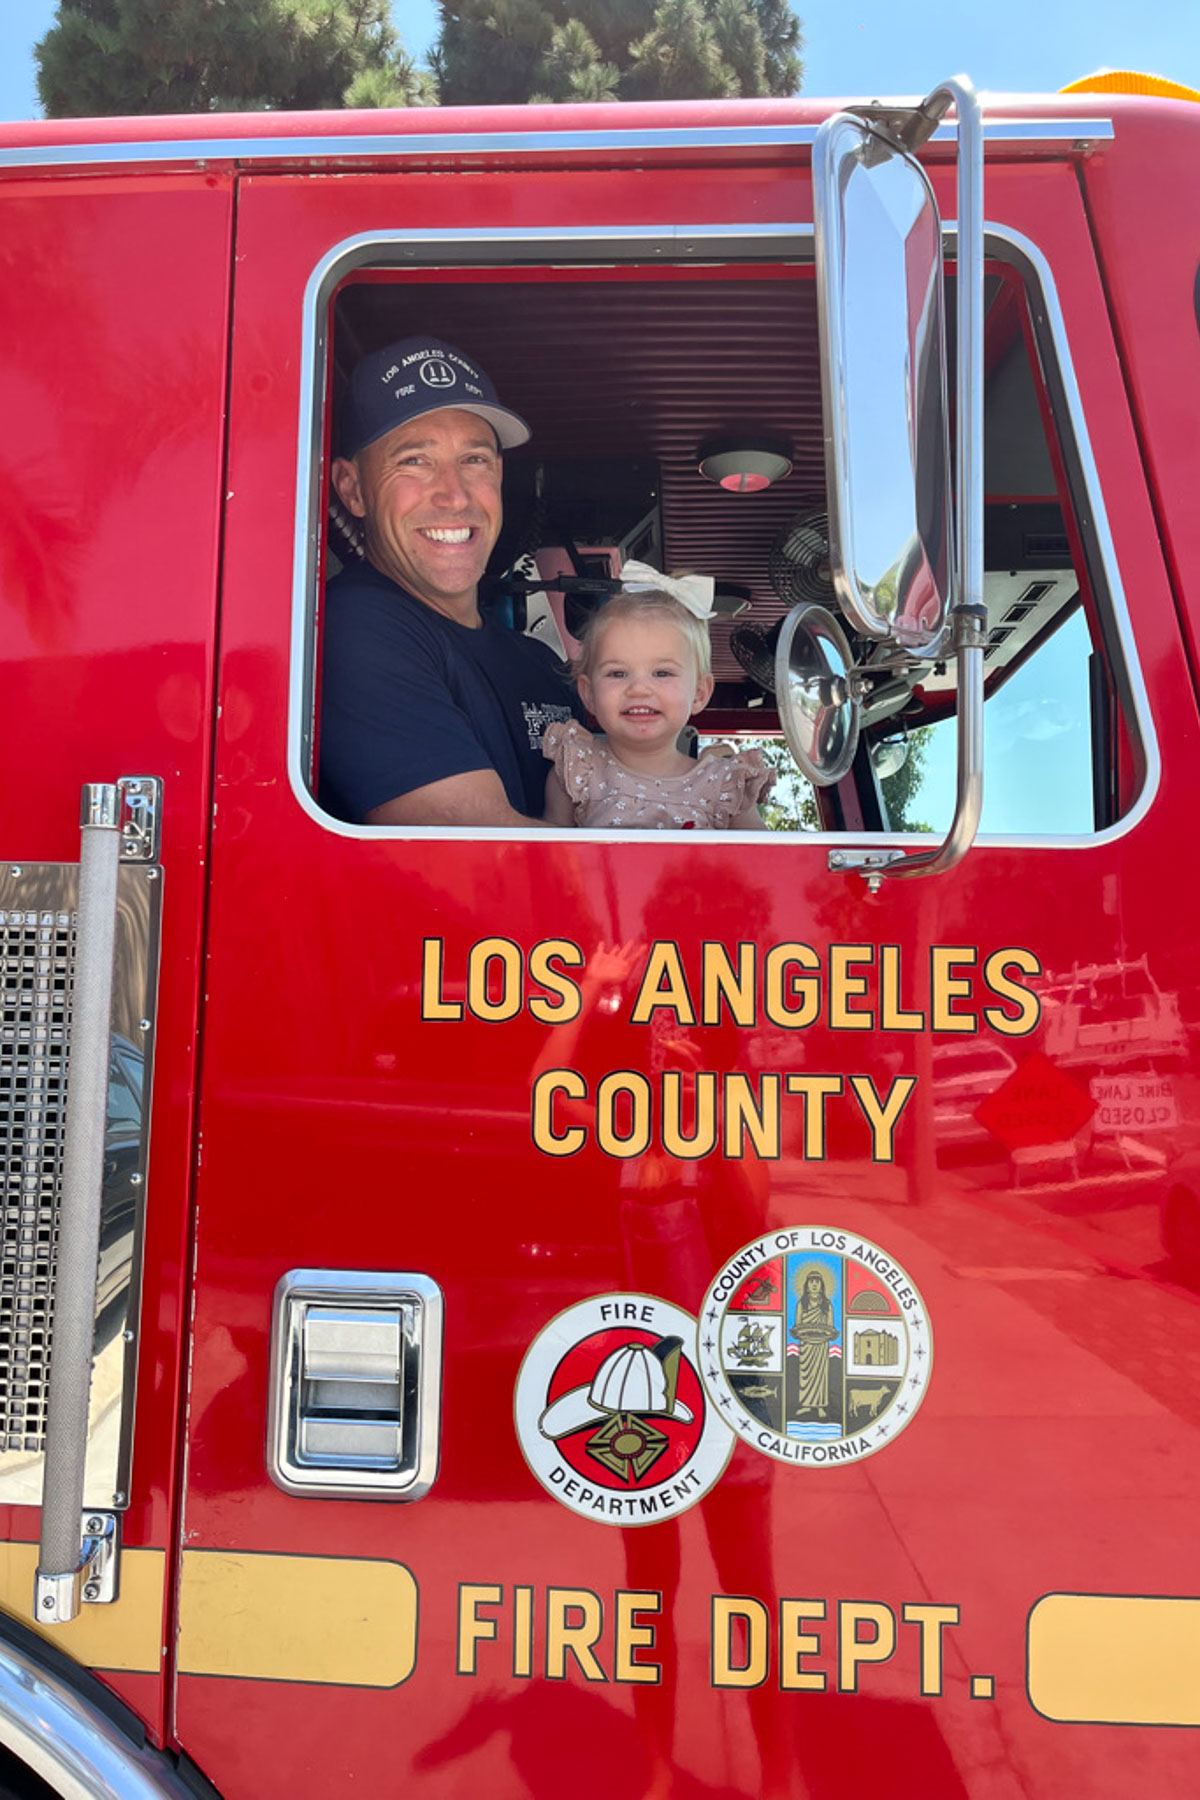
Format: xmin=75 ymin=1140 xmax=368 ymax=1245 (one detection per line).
xmin=966 ymin=118 xmax=1114 ymax=142
xmin=287 ymin=212 xmax=1155 ymax=852
xmin=0 ymin=1635 xmax=197 ymax=1799
xmin=10 ymin=128 xmax=812 ymax=171
xmin=0 ymin=117 xmax=1115 ymax=174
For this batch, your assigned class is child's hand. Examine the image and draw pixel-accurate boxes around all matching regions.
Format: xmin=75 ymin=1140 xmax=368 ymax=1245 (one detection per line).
xmin=542 ymin=767 xmax=577 ymax=827
xmin=585 ymin=939 xmax=644 ymax=988
xmin=653 ymin=1033 xmax=705 ymax=1069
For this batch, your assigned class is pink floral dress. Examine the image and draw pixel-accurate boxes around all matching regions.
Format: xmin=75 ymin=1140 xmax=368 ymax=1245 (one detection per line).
xmin=543 ymin=720 xmax=773 ymax=830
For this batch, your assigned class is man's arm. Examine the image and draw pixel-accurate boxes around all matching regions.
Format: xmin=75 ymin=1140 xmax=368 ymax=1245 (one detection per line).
xmin=366 ymin=769 xmax=553 ymax=828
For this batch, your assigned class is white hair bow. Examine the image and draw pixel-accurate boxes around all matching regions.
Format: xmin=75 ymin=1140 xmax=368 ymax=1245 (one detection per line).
xmin=619 ymin=559 xmax=715 ymax=620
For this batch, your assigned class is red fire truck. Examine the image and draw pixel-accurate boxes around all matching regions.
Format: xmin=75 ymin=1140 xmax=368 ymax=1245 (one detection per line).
xmin=0 ymin=67 xmax=1198 ymax=1800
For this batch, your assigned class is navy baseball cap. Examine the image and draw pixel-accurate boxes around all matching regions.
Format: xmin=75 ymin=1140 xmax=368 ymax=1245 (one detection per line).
xmin=337 ymin=337 xmax=531 ymax=458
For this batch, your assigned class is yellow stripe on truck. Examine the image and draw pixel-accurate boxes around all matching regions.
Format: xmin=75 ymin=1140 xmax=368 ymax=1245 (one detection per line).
xmin=0 ymin=1543 xmax=165 ymax=1673
xmin=1029 ymin=1594 xmax=1200 ymax=1725
xmin=177 ymin=1550 xmax=418 ymax=1687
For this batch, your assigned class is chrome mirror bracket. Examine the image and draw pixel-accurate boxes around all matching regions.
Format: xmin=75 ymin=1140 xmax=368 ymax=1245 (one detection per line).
xmin=827 ymin=849 xmax=909 ymax=893
xmin=854 ymin=91 xmax=955 ymax=156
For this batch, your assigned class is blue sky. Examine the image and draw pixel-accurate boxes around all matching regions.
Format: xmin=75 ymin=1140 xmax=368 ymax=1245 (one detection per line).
xmin=2 ymin=0 xmax=1198 ymax=119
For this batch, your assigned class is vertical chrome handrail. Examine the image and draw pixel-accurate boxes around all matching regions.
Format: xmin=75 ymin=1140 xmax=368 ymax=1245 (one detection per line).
xmin=35 ymin=784 xmax=121 ymax=1624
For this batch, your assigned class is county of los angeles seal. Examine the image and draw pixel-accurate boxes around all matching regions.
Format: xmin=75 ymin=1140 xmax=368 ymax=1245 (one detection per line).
xmin=515 ymin=1294 xmax=734 ymax=1524
xmin=697 ymin=1227 xmax=933 ymax=1467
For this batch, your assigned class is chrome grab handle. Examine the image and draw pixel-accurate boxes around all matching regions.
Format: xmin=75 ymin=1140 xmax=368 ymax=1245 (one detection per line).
xmin=35 ymin=785 xmax=122 ymax=1624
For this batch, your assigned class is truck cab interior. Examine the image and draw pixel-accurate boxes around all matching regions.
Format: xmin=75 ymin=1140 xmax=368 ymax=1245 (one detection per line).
xmin=320 ymin=252 xmax=1139 ymax=840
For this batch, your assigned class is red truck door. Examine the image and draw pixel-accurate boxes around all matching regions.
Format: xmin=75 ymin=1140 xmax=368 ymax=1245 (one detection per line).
xmin=0 ymin=153 xmax=234 ymax=1747
xmin=173 ymin=120 xmax=1200 ymax=1800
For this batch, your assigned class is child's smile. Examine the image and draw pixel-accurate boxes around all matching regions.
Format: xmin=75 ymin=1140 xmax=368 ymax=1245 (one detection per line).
xmin=579 ymin=616 xmax=714 ymax=772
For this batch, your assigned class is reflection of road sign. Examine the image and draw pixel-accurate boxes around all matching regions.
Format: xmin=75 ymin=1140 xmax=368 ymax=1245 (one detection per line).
xmin=515 ymin=1294 xmax=733 ymax=1524
xmin=976 ymin=1051 xmax=1095 ymax=1151
xmin=1089 ymin=1072 xmax=1178 ymax=1134
xmin=699 ymin=1229 xmax=933 ymax=1468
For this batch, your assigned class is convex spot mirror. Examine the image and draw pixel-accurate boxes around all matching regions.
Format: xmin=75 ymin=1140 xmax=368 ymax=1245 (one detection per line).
xmin=774 ymin=603 xmax=860 ymax=788
xmin=813 ymin=112 xmax=954 ymax=656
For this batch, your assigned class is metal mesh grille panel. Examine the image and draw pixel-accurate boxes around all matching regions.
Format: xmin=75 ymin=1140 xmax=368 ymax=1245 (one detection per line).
xmin=0 ymin=908 xmax=74 ymax=1453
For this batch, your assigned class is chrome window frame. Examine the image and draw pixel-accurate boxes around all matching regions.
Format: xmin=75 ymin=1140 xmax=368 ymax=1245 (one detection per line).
xmin=287 ymin=213 xmax=1157 ymax=851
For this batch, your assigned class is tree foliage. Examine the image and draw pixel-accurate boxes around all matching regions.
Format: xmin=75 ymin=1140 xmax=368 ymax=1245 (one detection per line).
xmin=753 ymin=737 xmax=820 ymax=832
xmin=878 ymin=726 xmax=933 ymax=834
xmin=709 ymin=727 xmax=934 ymax=835
xmin=36 ymin=0 xmax=435 ymax=117
xmin=435 ymin=0 xmax=803 ymax=107
xmin=37 ymin=0 xmax=802 ymax=118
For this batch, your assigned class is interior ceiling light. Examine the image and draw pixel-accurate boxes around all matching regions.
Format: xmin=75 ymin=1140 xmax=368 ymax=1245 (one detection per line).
xmin=698 ymin=436 xmax=793 ymax=494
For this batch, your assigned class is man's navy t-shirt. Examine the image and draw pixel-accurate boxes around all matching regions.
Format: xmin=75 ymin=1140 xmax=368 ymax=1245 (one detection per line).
xmin=318 ymin=562 xmax=579 ymax=822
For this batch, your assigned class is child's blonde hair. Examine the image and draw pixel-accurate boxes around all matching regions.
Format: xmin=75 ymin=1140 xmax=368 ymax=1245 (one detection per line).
xmin=572 ymin=589 xmax=713 ymax=683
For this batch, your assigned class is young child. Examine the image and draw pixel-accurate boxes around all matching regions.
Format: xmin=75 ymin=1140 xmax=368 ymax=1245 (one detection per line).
xmin=542 ymin=565 xmax=773 ymax=830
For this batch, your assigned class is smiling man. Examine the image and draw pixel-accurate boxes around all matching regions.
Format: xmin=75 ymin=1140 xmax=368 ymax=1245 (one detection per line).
xmin=318 ymin=337 xmax=579 ymax=826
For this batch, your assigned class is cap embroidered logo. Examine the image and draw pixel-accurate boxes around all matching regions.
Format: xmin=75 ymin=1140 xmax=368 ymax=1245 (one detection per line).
xmin=420 ymin=360 xmax=458 ymax=389
xmin=337 ymin=335 xmax=531 ymax=458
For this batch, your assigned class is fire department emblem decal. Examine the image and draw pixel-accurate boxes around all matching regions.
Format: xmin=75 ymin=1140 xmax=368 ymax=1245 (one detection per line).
xmin=515 ymin=1295 xmax=734 ymax=1525
xmin=698 ymin=1229 xmax=933 ymax=1467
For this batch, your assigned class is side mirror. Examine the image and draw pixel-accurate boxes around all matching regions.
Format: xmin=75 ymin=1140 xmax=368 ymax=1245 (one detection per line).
xmin=814 ymin=112 xmax=954 ymax=654
xmin=775 ymin=603 xmax=860 ymax=788
xmin=802 ymin=77 xmax=986 ymax=881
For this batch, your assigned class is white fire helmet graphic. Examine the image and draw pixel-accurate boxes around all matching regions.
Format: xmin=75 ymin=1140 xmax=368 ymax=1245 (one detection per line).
xmin=539 ymin=1336 xmax=695 ymax=1439
xmin=515 ymin=1294 xmax=733 ymax=1525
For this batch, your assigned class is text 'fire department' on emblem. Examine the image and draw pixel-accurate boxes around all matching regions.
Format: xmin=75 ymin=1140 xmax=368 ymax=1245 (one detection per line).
xmin=699 ymin=1228 xmax=933 ymax=1467
xmin=515 ymin=1295 xmax=734 ymax=1525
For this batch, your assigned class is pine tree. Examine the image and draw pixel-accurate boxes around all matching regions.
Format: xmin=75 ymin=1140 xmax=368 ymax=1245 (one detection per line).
xmin=753 ymin=0 xmax=804 ymax=94
xmin=710 ymin=0 xmax=768 ymax=98
xmin=531 ymin=20 xmax=619 ymax=104
xmin=37 ymin=0 xmax=803 ymax=116
xmin=36 ymin=0 xmax=434 ymax=117
xmin=433 ymin=0 xmax=555 ymax=108
xmin=628 ymin=0 xmax=745 ymax=99
xmin=435 ymin=0 xmax=803 ymax=108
